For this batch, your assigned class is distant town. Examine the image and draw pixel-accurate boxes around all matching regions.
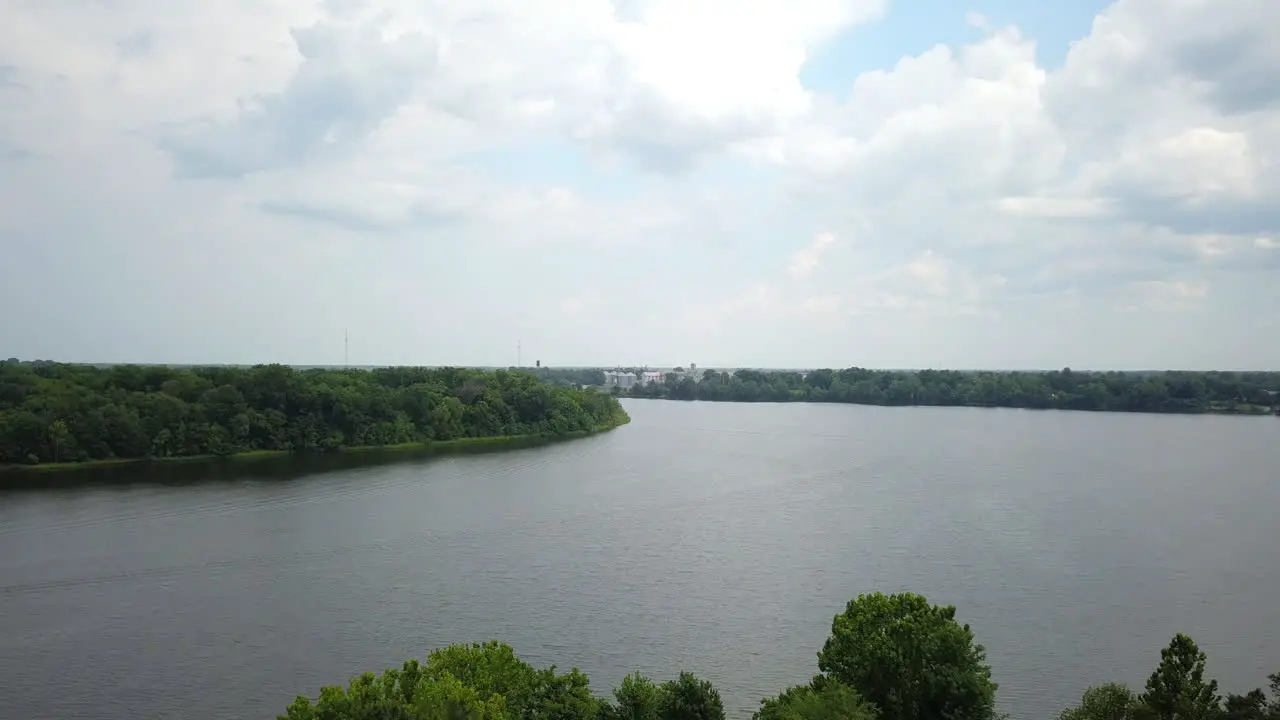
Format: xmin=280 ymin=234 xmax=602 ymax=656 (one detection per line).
xmin=602 ymin=364 xmax=703 ymax=389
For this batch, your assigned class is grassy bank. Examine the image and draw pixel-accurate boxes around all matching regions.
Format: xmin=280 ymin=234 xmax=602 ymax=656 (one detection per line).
xmin=0 ymin=414 xmax=630 ymax=475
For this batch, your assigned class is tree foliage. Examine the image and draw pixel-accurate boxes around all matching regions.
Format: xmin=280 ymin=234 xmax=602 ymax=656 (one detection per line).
xmin=278 ymin=642 xmax=584 ymax=720
xmin=0 ymin=360 xmax=628 ymax=466
xmin=605 ymin=673 xmax=661 ymax=720
xmin=627 ymin=367 xmax=1280 ymax=415
xmin=280 ymin=643 xmax=725 ymax=720
xmin=1136 ymin=634 xmax=1222 ymax=720
xmin=816 ymin=592 xmax=997 ymax=720
xmin=1223 ymin=675 xmax=1280 ymax=720
xmin=526 ymin=367 xmax=607 ymax=389
xmin=653 ymin=672 xmax=724 ymax=720
xmin=1059 ymin=639 xmax=1280 ymax=720
xmin=754 ymin=675 xmax=877 ymax=720
xmin=1059 ymin=683 xmax=1139 ymax=720
xmin=282 ymin=594 xmax=1279 ymax=720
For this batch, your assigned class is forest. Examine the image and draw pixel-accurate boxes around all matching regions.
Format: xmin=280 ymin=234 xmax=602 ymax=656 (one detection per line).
xmin=0 ymin=360 xmax=629 ymax=467
xmin=626 ymin=367 xmax=1280 ymax=415
xmin=278 ymin=591 xmax=1279 ymax=720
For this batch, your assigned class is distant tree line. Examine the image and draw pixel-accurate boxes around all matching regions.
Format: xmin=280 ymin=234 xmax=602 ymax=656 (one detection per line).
xmin=524 ymin=366 xmax=607 ymax=388
xmin=625 ymin=367 xmax=1280 ymax=415
xmin=279 ymin=591 xmax=1280 ymax=720
xmin=0 ymin=360 xmax=628 ymax=467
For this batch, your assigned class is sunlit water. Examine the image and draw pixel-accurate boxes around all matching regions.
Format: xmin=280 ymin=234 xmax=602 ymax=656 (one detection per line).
xmin=1 ymin=399 xmax=1277 ymax=719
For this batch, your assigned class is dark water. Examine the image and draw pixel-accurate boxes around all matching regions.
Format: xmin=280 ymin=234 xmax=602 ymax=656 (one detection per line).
xmin=1 ymin=400 xmax=1277 ymax=720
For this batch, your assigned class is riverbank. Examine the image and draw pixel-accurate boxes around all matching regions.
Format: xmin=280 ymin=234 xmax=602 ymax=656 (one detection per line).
xmin=0 ymin=414 xmax=630 ymax=475
xmin=623 ymin=395 xmax=1279 ymax=416
xmin=621 ymin=367 xmax=1280 ymax=415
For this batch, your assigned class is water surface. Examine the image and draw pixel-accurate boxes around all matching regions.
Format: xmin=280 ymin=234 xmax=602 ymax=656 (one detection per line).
xmin=1 ymin=400 xmax=1277 ymax=719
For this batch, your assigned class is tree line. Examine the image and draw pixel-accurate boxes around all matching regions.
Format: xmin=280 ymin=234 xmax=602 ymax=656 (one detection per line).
xmin=625 ymin=367 xmax=1280 ymax=415
xmin=526 ymin=367 xmax=607 ymax=389
xmin=279 ymin=591 xmax=1279 ymax=720
xmin=0 ymin=360 xmax=629 ymax=467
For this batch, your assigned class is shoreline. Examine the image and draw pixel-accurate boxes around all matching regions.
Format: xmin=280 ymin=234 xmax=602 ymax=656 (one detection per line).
xmin=621 ymin=396 xmax=1278 ymax=416
xmin=0 ymin=415 xmax=631 ymax=475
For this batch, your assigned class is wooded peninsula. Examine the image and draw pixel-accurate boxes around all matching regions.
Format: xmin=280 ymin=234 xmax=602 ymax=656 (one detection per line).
xmin=625 ymin=367 xmax=1280 ymax=415
xmin=0 ymin=360 xmax=629 ymax=469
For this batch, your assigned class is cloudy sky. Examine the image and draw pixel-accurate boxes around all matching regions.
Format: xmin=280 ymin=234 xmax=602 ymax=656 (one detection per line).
xmin=1 ymin=0 xmax=1276 ymax=370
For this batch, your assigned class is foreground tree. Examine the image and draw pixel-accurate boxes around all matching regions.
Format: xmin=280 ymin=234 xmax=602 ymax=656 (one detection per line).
xmin=1136 ymin=634 xmax=1221 ymax=720
xmin=656 ymin=672 xmax=725 ymax=720
xmin=597 ymin=671 xmax=724 ymax=720
xmin=1223 ymin=674 xmax=1280 ymax=720
xmin=817 ymin=592 xmax=997 ymax=720
xmin=280 ymin=642 xmax=726 ymax=720
xmin=605 ymin=673 xmax=661 ymax=720
xmin=279 ymin=642 xmax=599 ymax=720
xmin=279 ymin=660 xmax=509 ymax=720
xmin=754 ymin=675 xmax=877 ymax=720
xmin=1059 ymin=683 xmax=1139 ymax=720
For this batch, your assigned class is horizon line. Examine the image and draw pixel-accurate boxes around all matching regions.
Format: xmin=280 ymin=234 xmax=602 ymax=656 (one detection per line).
xmin=4 ymin=359 xmax=1279 ymax=374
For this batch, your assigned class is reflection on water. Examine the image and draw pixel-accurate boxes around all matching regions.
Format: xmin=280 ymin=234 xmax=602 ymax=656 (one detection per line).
xmin=0 ymin=435 xmax=572 ymax=491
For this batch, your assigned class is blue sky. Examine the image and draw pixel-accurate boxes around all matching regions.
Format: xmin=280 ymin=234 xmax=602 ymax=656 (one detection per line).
xmin=0 ymin=0 xmax=1277 ymax=369
xmin=802 ymin=0 xmax=1108 ymax=88
xmin=472 ymin=1 xmax=1111 ymax=200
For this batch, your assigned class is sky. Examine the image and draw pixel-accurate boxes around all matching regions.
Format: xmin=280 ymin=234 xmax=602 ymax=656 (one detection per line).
xmin=1 ymin=0 xmax=1277 ymax=371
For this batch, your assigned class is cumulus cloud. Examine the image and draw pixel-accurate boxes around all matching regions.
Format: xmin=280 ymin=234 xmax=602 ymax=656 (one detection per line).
xmin=0 ymin=0 xmax=1278 ymax=368
xmin=160 ymin=21 xmax=439 ymax=178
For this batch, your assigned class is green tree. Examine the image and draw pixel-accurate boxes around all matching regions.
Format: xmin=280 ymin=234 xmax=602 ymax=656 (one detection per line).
xmin=605 ymin=673 xmax=661 ymax=720
xmin=278 ymin=660 xmax=508 ymax=720
xmin=280 ymin=643 xmax=597 ymax=720
xmin=278 ymin=643 xmax=733 ymax=720
xmin=1136 ymin=634 xmax=1221 ymax=720
xmin=48 ymin=419 xmax=70 ymax=463
xmin=527 ymin=666 xmax=600 ymax=720
xmin=656 ymin=672 xmax=724 ymax=720
xmin=1060 ymin=683 xmax=1139 ymax=720
xmin=618 ymin=363 xmax=1280 ymax=416
xmin=0 ymin=362 xmax=629 ymax=467
xmin=1223 ymin=674 xmax=1280 ymax=720
xmin=817 ymin=592 xmax=997 ymax=720
xmin=421 ymin=641 xmax=538 ymax=717
xmin=754 ymin=675 xmax=877 ymax=720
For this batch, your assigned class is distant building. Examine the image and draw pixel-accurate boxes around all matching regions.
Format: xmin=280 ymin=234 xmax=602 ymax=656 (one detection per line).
xmin=640 ymin=371 xmax=663 ymax=385
xmin=603 ymin=371 xmax=637 ymax=388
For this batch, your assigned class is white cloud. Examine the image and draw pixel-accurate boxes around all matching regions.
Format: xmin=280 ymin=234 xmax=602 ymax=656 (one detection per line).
xmin=803 ymin=294 xmax=842 ymax=315
xmin=996 ymin=196 xmax=1115 ymax=219
xmin=1 ymin=0 xmax=1278 ymax=369
xmin=1126 ymin=279 xmax=1211 ymax=313
xmin=788 ymin=231 xmax=836 ymax=277
xmin=905 ymin=250 xmax=951 ymax=297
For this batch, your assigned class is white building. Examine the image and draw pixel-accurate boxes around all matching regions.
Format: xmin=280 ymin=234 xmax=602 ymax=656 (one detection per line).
xmin=603 ymin=371 xmax=637 ymax=388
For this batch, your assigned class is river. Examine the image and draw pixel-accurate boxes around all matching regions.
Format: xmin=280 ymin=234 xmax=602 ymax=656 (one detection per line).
xmin=1 ymin=399 xmax=1277 ymax=719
